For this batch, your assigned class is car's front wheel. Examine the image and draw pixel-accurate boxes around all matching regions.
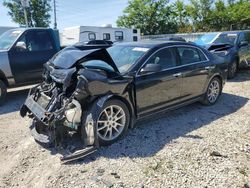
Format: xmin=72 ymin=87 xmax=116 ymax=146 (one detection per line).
xmin=201 ymin=77 xmax=221 ymax=105
xmin=228 ymin=60 xmax=238 ymax=79
xmin=0 ymin=80 xmax=7 ymax=106
xmin=82 ymin=99 xmax=130 ymax=146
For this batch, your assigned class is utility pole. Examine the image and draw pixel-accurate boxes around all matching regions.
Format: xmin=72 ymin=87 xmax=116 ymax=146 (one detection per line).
xmin=21 ymin=0 xmax=29 ymax=27
xmin=53 ymin=0 xmax=57 ymax=29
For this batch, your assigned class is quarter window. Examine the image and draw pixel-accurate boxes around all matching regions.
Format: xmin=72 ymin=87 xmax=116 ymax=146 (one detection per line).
xmin=103 ymin=33 xmax=110 ymax=40
xmin=177 ymin=47 xmax=206 ymax=65
xmin=88 ymin=33 xmax=96 ymax=40
xmin=115 ymin=31 xmax=123 ymax=41
xmin=145 ymin=47 xmax=177 ymax=70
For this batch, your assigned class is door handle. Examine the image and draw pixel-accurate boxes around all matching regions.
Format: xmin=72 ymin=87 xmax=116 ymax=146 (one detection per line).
xmin=173 ymin=73 xmax=182 ymax=77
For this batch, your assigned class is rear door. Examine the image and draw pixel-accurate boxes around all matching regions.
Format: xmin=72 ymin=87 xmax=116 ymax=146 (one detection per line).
xmin=176 ymin=46 xmax=210 ymax=100
xmin=135 ymin=47 xmax=182 ymax=117
xmin=8 ymin=30 xmax=57 ymax=84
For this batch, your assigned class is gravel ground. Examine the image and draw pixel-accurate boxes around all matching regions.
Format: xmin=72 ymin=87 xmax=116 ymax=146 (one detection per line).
xmin=0 ymin=70 xmax=250 ymax=188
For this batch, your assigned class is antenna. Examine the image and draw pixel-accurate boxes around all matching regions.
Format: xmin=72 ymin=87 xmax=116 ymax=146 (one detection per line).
xmin=53 ymin=0 xmax=57 ymax=29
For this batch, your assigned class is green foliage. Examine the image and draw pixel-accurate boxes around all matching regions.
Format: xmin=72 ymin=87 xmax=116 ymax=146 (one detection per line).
xmin=116 ymin=0 xmax=178 ymax=35
xmin=117 ymin=0 xmax=250 ymax=34
xmin=3 ymin=0 xmax=51 ymax=27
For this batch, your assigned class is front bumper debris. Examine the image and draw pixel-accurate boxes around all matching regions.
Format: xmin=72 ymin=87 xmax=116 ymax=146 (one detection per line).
xmin=20 ymin=92 xmax=100 ymax=162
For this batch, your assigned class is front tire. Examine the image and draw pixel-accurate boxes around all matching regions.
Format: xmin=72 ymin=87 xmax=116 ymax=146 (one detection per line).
xmin=201 ymin=77 xmax=221 ymax=105
xmin=82 ymin=99 xmax=130 ymax=146
xmin=0 ymin=80 xmax=7 ymax=106
xmin=228 ymin=60 xmax=237 ymax=79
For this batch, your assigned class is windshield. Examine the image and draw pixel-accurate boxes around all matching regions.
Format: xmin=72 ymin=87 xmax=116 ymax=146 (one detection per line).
xmin=0 ymin=29 xmax=23 ymax=50
xmin=195 ymin=32 xmax=237 ymax=46
xmin=213 ymin=33 xmax=237 ymax=45
xmin=195 ymin=33 xmax=219 ymax=45
xmin=107 ymin=45 xmax=149 ymax=73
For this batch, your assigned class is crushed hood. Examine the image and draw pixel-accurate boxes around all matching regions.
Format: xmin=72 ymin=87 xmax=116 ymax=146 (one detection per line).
xmin=51 ymin=46 xmax=119 ymax=73
xmin=203 ymin=43 xmax=233 ymax=52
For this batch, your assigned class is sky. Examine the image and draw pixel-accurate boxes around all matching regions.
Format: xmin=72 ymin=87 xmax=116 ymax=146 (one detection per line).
xmin=0 ymin=0 xmax=129 ymax=29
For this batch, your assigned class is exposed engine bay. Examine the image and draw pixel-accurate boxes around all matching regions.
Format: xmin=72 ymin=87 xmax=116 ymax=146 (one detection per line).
xmin=20 ymin=46 xmax=133 ymax=162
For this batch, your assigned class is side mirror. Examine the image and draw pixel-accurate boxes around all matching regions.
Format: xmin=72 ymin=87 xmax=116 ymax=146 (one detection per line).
xmin=140 ymin=63 xmax=162 ymax=75
xmin=15 ymin=41 xmax=27 ymax=51
xmin=239 ymin=41 xmax=248 ymax=47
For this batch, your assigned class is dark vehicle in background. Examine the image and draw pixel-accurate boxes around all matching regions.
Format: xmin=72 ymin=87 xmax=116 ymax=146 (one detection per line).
xmin=20 ymin=41 xmax=227 ymax=161
xmin=195 ymin=30 xmax=250 ymax=78
xmin=0 ymin=28 xmax=112 ymax=105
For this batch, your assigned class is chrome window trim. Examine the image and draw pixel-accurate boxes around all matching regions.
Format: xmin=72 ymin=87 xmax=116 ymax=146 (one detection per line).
xmin=136 ymin=45 xmax=210 ymax=77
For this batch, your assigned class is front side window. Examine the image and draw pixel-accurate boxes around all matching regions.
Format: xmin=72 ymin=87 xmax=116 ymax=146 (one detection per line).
xmin=245 ymin=32 xmax=250 ymax=43
xmin=15 ymin=31 xmax=53 ymax=52
xmin=115 ymin=31 xmax=123 ymax=41
xmin=103 ymin=33 xmax=110 ymax=40
xmin=145 ymin=47 xmax=177 ymax=70
xmin=88 ymin=33 xmax=96 ymax=40
xmin=177 ymin=47 xmax=206 ymax=65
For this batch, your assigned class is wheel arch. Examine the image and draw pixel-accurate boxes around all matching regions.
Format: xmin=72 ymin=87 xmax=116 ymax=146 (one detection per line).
xmin=93 ymin=94 xmax=135 ymax=129
xmin=0 ymin=70 xmax=8 ymax=87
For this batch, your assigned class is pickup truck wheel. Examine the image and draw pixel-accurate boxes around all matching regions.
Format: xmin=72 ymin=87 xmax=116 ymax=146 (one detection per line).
xmin=201 ymin=77 xmax=221 ymax=106
xmin=0 ymin=80 xmax=7 ymax=106
xmin=228 ymin=60 xmax=237 ymax=79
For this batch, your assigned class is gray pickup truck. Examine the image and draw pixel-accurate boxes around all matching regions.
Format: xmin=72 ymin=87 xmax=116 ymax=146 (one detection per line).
xmin=0 ymin=28 xmax=111 ymax=105
xmin=0 ymin=28 xmax=61 ymax=105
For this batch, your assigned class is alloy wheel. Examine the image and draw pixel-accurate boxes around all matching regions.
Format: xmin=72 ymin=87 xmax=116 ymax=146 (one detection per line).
xmin=207 ymin=80 xmax=220 ymax=103
xmin=97 ymin=105 xmax=126 ymax=141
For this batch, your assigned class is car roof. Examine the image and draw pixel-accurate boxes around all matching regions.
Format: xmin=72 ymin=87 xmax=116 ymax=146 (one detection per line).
xmin=219 ymin=30 xmax=250 ymax=34
xmin=115 ymin=40 xmax=195 ymax=49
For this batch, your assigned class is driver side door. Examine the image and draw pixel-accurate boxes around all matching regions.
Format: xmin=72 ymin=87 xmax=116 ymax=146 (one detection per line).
xmin=8 ymin=30 xmax=56 ymax=84
xmin=135 ymin=47 xmax=182 ymax=117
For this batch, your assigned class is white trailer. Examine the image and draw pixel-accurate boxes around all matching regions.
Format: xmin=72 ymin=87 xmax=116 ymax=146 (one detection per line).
xmin=60 ymin=25 xmax=140 ymax=46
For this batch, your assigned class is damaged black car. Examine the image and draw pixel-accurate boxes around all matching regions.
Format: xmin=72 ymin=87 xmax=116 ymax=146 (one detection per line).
xmin=195 ymin=31 xmax=250 ymax=78
xmin=20 ymin=41 xmax=228 ymax=161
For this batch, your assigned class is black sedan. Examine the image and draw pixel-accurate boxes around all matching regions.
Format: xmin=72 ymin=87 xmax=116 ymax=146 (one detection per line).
xmin=20 ymin=41 xmax=227 ymax=161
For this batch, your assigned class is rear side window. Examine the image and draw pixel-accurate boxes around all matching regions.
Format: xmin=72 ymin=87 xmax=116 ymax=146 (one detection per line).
xmin=177 ymin=47 xmax=207 ymax=65
xmin=115 ymin=31 xmax=123 ymax=41
xmin=88 ymin=33 xmax=96 ymax=40
xmin=146 ymin=47 xmax=177 ymax=70
xmin=103 ymin=33 xmax=110 ymax=40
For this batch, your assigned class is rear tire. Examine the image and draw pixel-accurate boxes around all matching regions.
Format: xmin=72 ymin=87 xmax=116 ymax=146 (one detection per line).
xmin=0 ymin=80 xmax=7 ymax=106
xmin=201 ymin=77 xmax=222 ymax=106
xmin=228 ymin=60 xmax=237 ymax=79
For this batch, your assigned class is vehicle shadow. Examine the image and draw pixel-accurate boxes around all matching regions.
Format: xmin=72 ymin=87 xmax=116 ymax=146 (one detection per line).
xmin=0 ymin=89 xmax=29 ymax=115
xmin=62 ymin=92 xmax=248 ymax=164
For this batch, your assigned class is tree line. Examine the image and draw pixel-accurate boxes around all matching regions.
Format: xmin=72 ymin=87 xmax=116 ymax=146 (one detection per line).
xmin=117 ymin=0 xmax=250 ymax=35
xmin=2 ymin=0 xmax=250 ymax=35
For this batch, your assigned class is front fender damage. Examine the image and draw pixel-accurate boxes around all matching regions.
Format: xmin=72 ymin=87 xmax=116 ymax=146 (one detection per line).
xmin=20 ymin=68 xmax=133 ymax=162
